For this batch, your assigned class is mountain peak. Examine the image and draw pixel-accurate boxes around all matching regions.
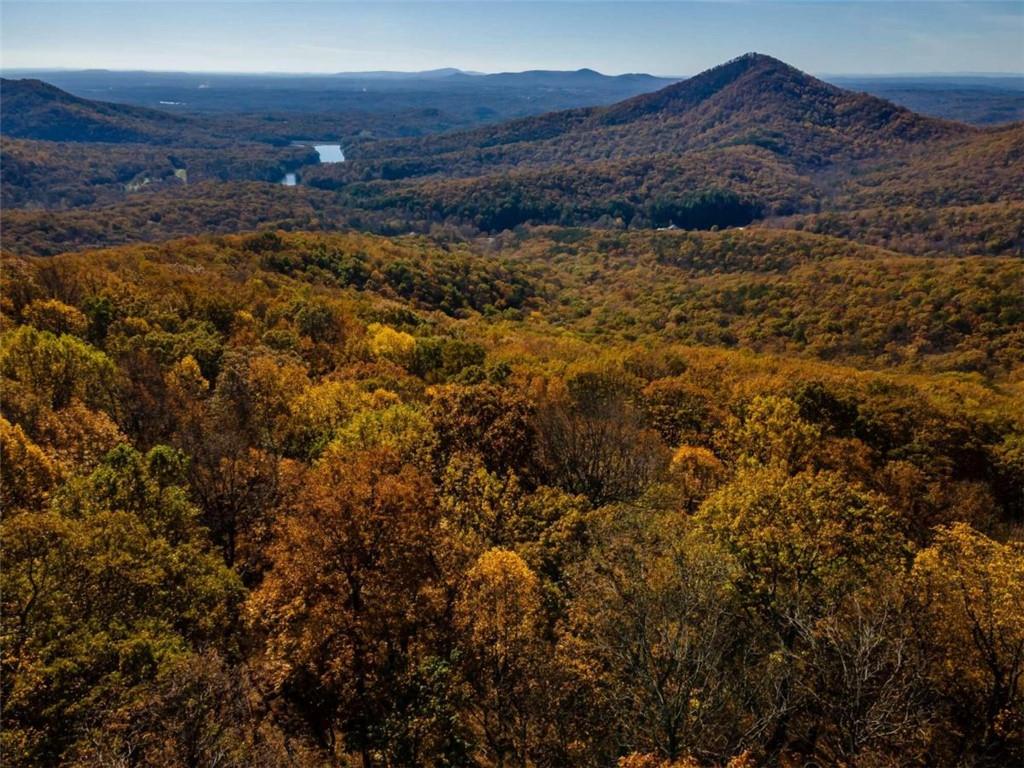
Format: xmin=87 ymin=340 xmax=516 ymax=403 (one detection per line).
xmin=407 ymin=53 xmax=967 ymax=170
xmin=691 ymin=52 xmax=800 ymax=79
xmin=688 ymin=52 xmax=819 ymax=91
xmin=733 ymin=51 xmax=785 ymax=65
xmin=599 ymin=52 xmax=837 ymax=123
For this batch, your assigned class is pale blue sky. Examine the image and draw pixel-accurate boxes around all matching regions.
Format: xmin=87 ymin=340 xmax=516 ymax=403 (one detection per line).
xmin=2 ymin=2 xmax=1022 ymax=75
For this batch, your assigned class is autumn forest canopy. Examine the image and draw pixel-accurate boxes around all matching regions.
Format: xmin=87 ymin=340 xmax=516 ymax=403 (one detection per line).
xmin=1 ymin=50 xmax=1023 ymax=768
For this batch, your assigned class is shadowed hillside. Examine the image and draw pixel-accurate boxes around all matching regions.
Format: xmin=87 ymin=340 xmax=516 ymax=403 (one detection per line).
xmin=0 ymin=78 xmax=208 ymax=144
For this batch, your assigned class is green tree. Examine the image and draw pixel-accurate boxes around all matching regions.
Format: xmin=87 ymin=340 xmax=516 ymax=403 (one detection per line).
xmin=0 ymin=326 xmax=117 ymax=428
xmin=0 ymin=445 xmax=242 ymax=766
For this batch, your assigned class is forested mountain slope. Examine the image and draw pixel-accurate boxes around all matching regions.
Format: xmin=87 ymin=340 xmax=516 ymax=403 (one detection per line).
xmin=0 ymin=78 xmax=207 ymax=144
xmin=287 ymin=55 xmax=1019 ymax=234
xmin=344 ymin=53 xmax=967 ymax=171
xmin=2 ymin=55 xmax=1021 ymax=246
xmin=0 ymin=78 xmax=329 ymax=211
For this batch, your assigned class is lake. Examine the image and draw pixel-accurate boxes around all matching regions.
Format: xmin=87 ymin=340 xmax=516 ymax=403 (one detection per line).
xmin=314 ymin=144 xmax=345 ymax=163
xmin=281 ymin=143 xmax=344 ymax=184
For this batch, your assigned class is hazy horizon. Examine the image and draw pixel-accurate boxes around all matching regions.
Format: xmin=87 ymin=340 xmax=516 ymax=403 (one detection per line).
xmin=3 ymin=63 xmax=1024 ymax=78
xmin=2 ymin=1 xmax=1022 ymax=77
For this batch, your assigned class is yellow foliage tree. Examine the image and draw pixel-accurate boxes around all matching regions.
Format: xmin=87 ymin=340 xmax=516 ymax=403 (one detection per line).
xmin=913 ymin=523 xmax=1024 ymax=760
xmin=367 ymin=323 xmax=416 ymax=367
xmin=456 ymin=548 xmax=546 ymax=768
xmin=0 ymin=417 xmax=57 ymax=512
xmin=735 ymin=395 xmax=821 ymax=472
xmin=22 ymin=299 xmax=88 ymax=338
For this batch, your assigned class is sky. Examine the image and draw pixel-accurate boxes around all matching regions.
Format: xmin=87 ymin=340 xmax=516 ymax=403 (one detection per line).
xmin=2 ymin=1 xmax=1022 ymax=76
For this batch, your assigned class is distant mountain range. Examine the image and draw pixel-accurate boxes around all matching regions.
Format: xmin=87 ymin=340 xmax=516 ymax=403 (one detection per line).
xmin=0 ymin=67 xmax=682 ymax=125
xmin=5 ymin=65 xmax=1022 ymax=123
xmin=1 ymin=52 xmax=1020 ymax=250
xmin=1 ymin=66 xmax=675 ymax=82
xmin=325 ymin=68 xmax=668 ymax=84
xmin=330 ymin=67 xmax=471 ymax=79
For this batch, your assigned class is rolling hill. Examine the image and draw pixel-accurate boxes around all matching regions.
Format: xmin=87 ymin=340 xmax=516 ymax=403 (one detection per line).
xmin=0 ymin=77 xmax=208 ymax=144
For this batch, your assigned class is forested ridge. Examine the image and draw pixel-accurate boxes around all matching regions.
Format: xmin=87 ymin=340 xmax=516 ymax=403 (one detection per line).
xmin=2 ymin=51 xmax=1024 ymax=768
xmin=3 ymin=54 xmax=1022 ymax=254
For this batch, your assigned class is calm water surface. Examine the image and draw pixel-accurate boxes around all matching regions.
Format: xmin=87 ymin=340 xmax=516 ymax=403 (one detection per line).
xmin=281 ymin=144 xmax=343 ymax=185
xmin=314 ymin=144 xmax=345 ymax=163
